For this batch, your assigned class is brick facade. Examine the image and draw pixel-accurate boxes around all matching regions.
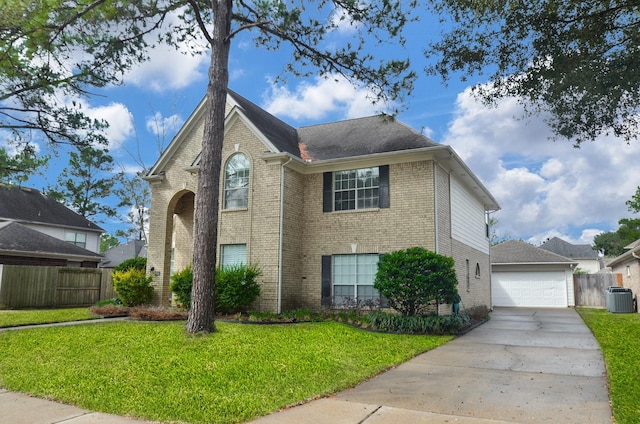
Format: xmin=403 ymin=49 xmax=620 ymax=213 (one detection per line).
xmin=145 ymin=95 xmax=497 ymax=313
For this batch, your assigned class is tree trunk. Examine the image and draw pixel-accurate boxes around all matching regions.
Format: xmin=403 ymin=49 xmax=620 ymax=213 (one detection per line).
xmin=186 ymin=0 xmax=233 ymax=334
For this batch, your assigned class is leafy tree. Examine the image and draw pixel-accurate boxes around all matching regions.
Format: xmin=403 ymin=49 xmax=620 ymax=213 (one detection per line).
xmin=425 ymin=1 xmax=640 ymax=145
xmin=0 ymin=142 xmax=49 ymax=185
xmin=114 ymin=171 xmax=150 ymax=242
xmin=48 ymin=145 xmax=116 ymax=221
xmin=374 ymin=247 xmax=458 ymax=316
xmin=100 ymin=234 xmax=120 ymax=253
xmin=0 ymin=1 xmax=172 ymax=148
xmin=626 ymin=186 xmax=640 ymax=214
xmin=593 ymin=219 xmax=640 ymax=257
xmin=593 ymin=231 xmax=624 ymax=258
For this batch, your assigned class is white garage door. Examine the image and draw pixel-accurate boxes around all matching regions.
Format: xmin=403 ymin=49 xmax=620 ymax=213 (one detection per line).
xmin=492 ymin=271 xmax=568 ymax=307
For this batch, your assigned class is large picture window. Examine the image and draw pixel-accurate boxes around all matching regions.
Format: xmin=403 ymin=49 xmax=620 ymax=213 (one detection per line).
xmin=332 ymin=254 xmax=380 ymax=305
xmin=224 ymin=153 xmax=250 ymax=209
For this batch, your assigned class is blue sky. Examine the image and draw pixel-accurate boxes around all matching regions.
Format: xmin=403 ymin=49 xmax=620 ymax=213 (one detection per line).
xmin=15 ymin=6 xmax=640 ymax=247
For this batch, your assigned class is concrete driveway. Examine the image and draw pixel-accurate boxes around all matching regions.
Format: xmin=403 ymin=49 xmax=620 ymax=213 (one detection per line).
xmin=252 ymin=307 xmax=613 ymax=423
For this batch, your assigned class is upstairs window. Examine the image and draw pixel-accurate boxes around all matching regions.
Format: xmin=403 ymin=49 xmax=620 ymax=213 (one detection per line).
xmin=65 ymin=232 xmax=87 ymax=249
xmin=334 ymin=167 xmax=379 ymax=211
xmin=323 ymin=165 xmax=389 ymax=212
xmin=224 ymin=153 xmax=250 ymax=209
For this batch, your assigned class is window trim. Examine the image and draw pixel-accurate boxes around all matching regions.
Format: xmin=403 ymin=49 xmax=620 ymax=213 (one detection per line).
xmin=321 ymin=254 xmax=383 ymax=307
xmin=323 ymin=165 xmax=389 ymax=212
xmin=65 ymin=232 xmax=87 ymax=249
xmin=223 ymin=153 xmax=250 ymax=210
xmin=220 ymin=244 xmax=247 ymax=268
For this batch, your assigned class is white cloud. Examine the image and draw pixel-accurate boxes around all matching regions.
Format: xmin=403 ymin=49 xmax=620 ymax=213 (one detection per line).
xmin=444 ymin=88 xmax=640 ymax=245
xmin=262 ymin=75 xmax=387 ymax=122
xmin=123 ymin=10 xmax=209 ymax=92
xmin=85 ymin=102 xmax=135 ymax=148
xmin=125 ymin=44 xmax=208 ymax=92
xmin=145 ymin=112 xmax=185 ymax=137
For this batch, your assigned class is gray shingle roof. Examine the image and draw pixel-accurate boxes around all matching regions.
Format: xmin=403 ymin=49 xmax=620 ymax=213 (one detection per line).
xmin=539 ymin=237 xmax=597 ymax=259
xmin=227 ymin=90 xmax=439 ymax=161
xmin=297 ymin=116 xmax=439 ymax=161
xmin=492 ymin=240 xmax=575 ymax=264
xmin=0 ymin=221 xmax=102 ymax=260
xmin=0 ymin=185 xmax=103 ymax=232
xmin=227 ymin=89 xmax=300 ymax=157
xmin=100 ymin=239 xmax=147 ymax=268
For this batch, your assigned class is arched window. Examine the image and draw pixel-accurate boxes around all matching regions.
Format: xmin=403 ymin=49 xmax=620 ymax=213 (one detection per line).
xmin=224 ymin=153 xmax=250 ymax=209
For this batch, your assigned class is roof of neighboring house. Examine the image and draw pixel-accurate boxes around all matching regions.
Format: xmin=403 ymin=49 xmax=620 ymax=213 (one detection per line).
xmin=492 ymin=240 xmax=577 ymax=265
xmin=539 ymin=237 xmax=598 ymax=259
xmin=606 ymin=238 xmax=640 ymax=268
xmin=0 ymin=185 xmax=103 ymax=232
xmin=0 ymin=221 xmax=103 ymax=261
xmin=100 ymin=239 xmax=147 ymax=268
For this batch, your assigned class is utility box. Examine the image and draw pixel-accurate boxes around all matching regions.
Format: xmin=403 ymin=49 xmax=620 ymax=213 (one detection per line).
xmin=606 ymin=286 xmax=634 ymax=313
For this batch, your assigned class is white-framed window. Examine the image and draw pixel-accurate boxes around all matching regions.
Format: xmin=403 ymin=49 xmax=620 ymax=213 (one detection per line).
xmin=224 ymin=153 xmax=250 ymax=209
xmin=332 ymin=254 xmax=379 ymax=305
xmin=221 ymin=244 xmax=246 ymax=268
xmin=334 ymin=167 xmax=379 ymax=211
xmin=65 ymin=232 xmax=87 ymax=249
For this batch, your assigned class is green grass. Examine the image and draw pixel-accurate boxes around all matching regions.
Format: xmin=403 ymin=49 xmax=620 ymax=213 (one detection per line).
xmin=577 ymin=308 xmax=640 ymax=424
xmin=0 ymin=308 xmax=98 ymax=328
xmin=0 ymin=320 xmax=451 ymax=424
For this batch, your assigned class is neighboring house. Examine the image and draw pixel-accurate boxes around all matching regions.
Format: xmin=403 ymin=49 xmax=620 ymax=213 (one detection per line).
xmin=606 ymin=239 xmax=640 ymax=304
xmin=539 ymin=236 xmax=601 ymax=273
xmin=491 ymin=240 xmax=577 ymax=308
xmin=100 ymin=240 xmax=147 ymax=268
xmin=0 ymin=185 xmax=103 ymax=253
xmin=0 ymin=221 xmax=103 ymax=267
xmin=144 ymin=90 xmax=500 ymax=313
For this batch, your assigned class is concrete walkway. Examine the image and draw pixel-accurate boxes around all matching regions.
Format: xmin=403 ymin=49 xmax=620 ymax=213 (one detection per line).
xmin=0 ymin=308 xmax=613 ymax=423
xmin=250 ymin=308 xmax=613 ymax=423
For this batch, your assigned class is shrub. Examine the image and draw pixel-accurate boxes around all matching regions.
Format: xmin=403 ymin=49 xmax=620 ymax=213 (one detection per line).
xmin=367 ymin=310 xmax=470 ymax=335
xmin=216 ymin=264 xmax=262 ymax=314
xmin=374 ymin=247 xmax=459 ymax=316
xmin=169 ymin=265 xmax=193 ymax=309
xmin=112 ymin=268 xmax=154 ymax=306
xmin=113 ymin=257 xmax=147 ymax=273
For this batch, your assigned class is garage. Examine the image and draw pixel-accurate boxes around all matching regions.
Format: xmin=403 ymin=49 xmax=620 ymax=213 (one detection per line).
xmin=492 ymin=271 xmax=568 ymax=307
xmin=491 ymin=240 xmax=577 ymax=308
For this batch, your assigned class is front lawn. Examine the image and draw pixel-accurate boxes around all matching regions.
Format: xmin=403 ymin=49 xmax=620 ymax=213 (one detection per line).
xmin=577 ymin=308 xmax=640 ymax=424
xmin=0 ymin=308 xmax=98 ymax=328
xmin=0 ymin=320 xmax=451 ymax=424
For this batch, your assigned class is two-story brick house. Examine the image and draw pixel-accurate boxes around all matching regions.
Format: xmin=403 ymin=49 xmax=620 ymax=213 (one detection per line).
xmin=144 ymin=90 xmax=500 ymax=313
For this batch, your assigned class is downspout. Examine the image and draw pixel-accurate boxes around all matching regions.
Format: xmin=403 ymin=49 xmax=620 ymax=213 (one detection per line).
xmin=277 ymin=156 xmax=293 ymax=314
xmin=434 ymin=162 xmax=439 ymax=254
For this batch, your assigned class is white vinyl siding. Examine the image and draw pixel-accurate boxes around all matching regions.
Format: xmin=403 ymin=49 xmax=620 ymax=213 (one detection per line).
xmin=450 ymin=176 xmax=489 ymax=254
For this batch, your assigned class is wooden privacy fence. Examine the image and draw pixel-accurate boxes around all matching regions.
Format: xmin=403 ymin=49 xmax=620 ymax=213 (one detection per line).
xmin=0 ymin=265 xmax=115 ymax=309
xmin=573 ymin=273 xmax=622 ymax=308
